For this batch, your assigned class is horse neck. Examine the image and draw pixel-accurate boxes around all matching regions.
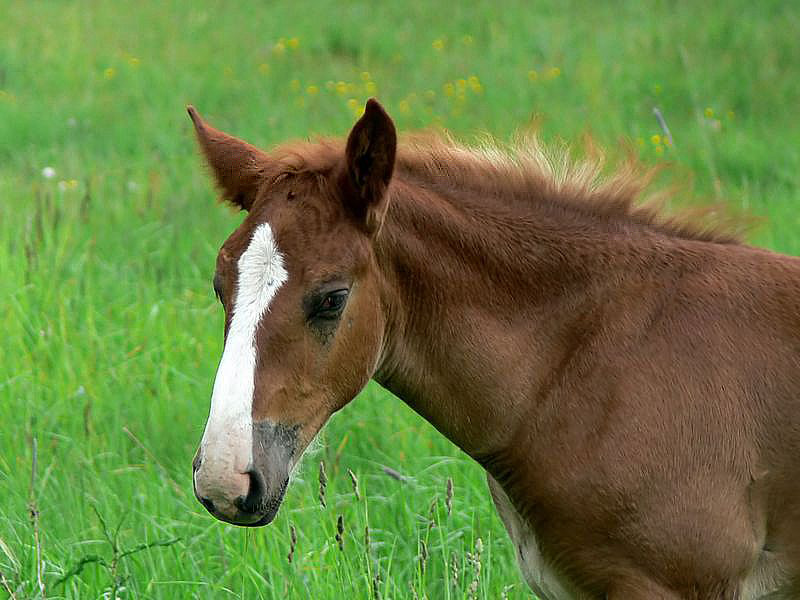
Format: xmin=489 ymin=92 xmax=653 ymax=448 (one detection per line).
xmin=371 ymin=176 xmax=657 ymax=460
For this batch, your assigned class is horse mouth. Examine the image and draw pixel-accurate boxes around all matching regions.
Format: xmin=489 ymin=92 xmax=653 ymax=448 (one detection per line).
xmin=205 ymin=475 xmax=289 ymax=527
xmin=244 ymin=475 xmax=289 ymax=527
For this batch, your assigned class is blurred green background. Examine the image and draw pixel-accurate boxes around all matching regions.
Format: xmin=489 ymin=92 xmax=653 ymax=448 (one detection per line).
xmin=1 ymin=1 xmax=798 ymax=598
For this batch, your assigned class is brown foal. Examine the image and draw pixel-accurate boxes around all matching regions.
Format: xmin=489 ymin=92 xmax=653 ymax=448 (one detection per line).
xmin=188 ymin=99 xmax=800 ymax=599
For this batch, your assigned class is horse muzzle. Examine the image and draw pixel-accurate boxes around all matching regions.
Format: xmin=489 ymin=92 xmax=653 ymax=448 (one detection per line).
xmin=192 ymin=421 xmax=297 ymax=527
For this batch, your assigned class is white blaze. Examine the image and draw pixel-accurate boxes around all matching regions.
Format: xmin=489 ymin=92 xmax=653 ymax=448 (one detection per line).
xmin=199 ymin=223 xmax=288 ymax=482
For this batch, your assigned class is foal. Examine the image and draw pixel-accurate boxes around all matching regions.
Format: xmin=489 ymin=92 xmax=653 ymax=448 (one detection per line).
xmin=189 ymin=99 xmax=800 ymax=599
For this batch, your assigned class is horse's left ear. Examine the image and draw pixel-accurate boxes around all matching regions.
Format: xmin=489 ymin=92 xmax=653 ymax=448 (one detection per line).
xmin=187 ymin=105 xmax=268 ymax=211
xmin=343 ymin=98 xmax=397 ymax=235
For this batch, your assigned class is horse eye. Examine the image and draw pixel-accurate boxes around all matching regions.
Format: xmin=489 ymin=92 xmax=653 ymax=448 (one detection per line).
xmin=314 ymin=289 xmax=348 ymax=319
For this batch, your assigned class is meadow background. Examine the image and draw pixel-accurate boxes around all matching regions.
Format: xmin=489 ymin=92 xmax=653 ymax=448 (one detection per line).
xmin=1 ymin=1 xmax=798 ymax=598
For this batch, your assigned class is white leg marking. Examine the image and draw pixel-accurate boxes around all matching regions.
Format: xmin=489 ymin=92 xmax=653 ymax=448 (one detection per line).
xmin=198 ymin=223 xmax=288 ymax=503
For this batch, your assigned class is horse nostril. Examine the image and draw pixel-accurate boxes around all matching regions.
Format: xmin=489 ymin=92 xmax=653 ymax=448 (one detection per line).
xmin=234 ymin=469 xmax=267 ymax=514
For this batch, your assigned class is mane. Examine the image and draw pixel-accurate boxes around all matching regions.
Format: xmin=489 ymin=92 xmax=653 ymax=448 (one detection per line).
xmin=267 ymin=131 xmax=743 ymax=245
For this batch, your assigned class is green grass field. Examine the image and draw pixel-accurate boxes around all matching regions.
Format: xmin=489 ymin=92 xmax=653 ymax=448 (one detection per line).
xmin=1 ymin=1 xmax=798 ymax=598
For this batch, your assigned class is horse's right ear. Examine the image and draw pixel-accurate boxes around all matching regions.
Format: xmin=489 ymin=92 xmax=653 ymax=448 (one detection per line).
xmin=187 ymin=106 xmax=268 ymax=211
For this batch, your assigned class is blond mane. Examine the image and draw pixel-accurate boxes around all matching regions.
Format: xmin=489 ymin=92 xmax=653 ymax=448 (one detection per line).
xmin=267 ymin=131 xmax=742 ymax=245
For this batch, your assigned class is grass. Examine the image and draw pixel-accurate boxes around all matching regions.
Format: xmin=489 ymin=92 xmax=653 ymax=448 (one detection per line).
xmin=1 ymin=1 xmax=798 ymax=598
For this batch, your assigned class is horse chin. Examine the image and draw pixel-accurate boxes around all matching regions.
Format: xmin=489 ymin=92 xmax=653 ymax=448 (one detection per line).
xmin=247 ymin=512 xmax=278 ymax=527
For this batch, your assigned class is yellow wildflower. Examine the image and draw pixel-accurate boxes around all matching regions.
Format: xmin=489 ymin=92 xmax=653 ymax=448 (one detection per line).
xmin=365 ymin=81 xmax=377 ymax=95
xmin=468 ymin=75 xmax=481 ymax=93
xmin=432 ymin=39 xmax=445 ymax=51
xmin=273 ymin=40 xmax=286 ymax=55
xmin=360 ymin=71 xmax=371 ymax=82
xmin=347 ymin=98 xmax=359 ymax=110
xmin=443 ymin=82 xmax=455 ymax=97
xmin=335 ymin=81 xmax=347 ymax=95
xmin=104 ymin=67 xmax=116 ymax=80
xmin=655 ymin=145 xmax=664 ymax=155
xmin=128 ymin=57 xmax=140 ymax=68
xmin=726 ymin=110 xmax=735 ymax=120
xmin=546 ymin=67 xmax=561 ymax=79
xmin=306 ymin=84 xmax=319 ymax=95
xmin=650 ymin=134 xmax=661 ymax=145
xmin=287 ymin=37 xmax=299 ymax=49
xmin=704 ymin=107 xmax=714 ymax=118
xmin=58 ymin=179 xmax=80 ymax=192
xmin=528 ymin=69 xmax=538 ymax=81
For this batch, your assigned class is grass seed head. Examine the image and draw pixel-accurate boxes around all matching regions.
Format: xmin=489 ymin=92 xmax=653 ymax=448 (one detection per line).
xmin=427 ymin=494 xmax=438 ymax=526
xmin=450 ymin=552 xmax=460 ymax=587
xmin=335 ymin=515 xmax=344 ymax=551
xmin=372 ymin=570 xmax=382 ymax=599
xmin=287 ymin=524 xmax=297 ymax=564
xmin=418 ymin=538 xmax=428 ymax=573
xmin=318 ymin=461 xmax=327 ymax=508
xmin=467 ymin=578 xmax=478 ymax=600
xmin=465 ymin=537 xmax=484 ymax=597
xmin=347 ymin=468 xmax=360 ymax=501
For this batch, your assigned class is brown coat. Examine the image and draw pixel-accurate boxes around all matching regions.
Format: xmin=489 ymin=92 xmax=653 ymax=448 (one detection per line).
xmin=190 ymin=100 xmax=800 ymax=599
